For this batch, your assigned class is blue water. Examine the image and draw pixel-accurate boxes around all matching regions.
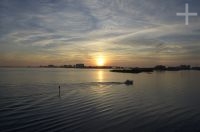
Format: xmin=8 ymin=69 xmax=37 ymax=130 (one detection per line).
xmin=0 ymin=68 xmax=200 ymax=132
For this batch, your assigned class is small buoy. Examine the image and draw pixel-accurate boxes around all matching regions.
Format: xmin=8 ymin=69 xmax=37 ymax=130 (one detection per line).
xmin=59 ymin=85 xmax=61 ymax=97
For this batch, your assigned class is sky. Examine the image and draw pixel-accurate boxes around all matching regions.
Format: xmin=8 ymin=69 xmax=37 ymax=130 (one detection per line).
xmin=0 ymin=0 xmax=200 ymax=67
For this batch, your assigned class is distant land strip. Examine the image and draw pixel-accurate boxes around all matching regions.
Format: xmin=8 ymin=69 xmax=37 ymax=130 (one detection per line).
xmin=0 ymin=65 xmax=200 ymax=73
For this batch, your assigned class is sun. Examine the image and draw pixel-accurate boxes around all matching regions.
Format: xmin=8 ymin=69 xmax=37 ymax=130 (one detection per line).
xmin=96 ymin=56 xmax=105 ymax=66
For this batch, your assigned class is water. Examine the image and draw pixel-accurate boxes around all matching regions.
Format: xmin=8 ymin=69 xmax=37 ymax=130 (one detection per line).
xmin=0 ymin=68 xmax=200 ymax=132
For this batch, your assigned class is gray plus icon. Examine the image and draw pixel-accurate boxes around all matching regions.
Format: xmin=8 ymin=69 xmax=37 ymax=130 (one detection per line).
xmin=176 ymin=3 xmax=198 ymax=25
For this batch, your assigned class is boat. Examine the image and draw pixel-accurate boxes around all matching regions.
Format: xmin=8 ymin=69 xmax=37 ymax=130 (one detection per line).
xmin=124 ymin=80 xmax=133 ymax=85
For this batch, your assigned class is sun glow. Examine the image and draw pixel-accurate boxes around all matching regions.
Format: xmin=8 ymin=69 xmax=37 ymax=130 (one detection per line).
xmin=96 ymin=56 xmax=105 ymax=66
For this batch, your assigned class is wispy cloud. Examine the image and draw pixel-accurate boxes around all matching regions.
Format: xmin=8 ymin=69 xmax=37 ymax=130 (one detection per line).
xmin=0 ymin=0 xmax=200 ymax=66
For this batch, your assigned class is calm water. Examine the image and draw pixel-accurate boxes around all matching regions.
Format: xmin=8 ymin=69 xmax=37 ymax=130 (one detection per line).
xmin=0 ymin=68 xmax=200 ymax=132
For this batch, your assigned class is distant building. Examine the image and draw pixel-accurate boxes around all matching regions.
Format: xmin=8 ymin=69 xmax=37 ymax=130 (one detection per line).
xmin=75 ymin=64 xmax=84 ymax=68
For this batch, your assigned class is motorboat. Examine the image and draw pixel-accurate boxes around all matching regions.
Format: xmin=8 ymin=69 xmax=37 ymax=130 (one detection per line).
xmin=124 ymin=80 xmax=133 ymax=85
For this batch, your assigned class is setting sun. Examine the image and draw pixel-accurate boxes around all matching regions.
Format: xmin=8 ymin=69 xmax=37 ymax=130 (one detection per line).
xmin=96 ymin=56 xmax=105 ymax=66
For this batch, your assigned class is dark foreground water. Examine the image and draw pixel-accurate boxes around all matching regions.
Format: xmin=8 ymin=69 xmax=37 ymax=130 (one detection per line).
xmin=0 ymin=68 xmax=200 ymax=132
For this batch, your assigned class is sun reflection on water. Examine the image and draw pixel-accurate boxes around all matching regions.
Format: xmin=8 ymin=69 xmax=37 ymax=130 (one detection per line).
xmin=97 ymin=70 xmax=104 ymax=82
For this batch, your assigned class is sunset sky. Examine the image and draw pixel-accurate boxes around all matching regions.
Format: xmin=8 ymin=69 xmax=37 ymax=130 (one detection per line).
xmin=0 ymin=0 xmax=200 ymax=67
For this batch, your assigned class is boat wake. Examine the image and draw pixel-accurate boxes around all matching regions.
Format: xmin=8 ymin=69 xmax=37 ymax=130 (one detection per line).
xmin=0 ymin=81 xmax=130 ymax=99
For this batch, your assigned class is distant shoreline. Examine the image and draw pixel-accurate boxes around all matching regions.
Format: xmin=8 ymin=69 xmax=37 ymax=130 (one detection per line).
xmin=111 ymin=68 xmax=200 ymax=74
xmin=0 ymin=65 xmax=200 ymax=73
xmin=111 ymin=65 xmax=200 ymax=74
xmin=0 ymin=66 xmax=113 ymax=69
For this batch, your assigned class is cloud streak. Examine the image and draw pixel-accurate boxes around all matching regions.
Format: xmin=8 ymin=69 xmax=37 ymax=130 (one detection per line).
xmin=0 ymin=0 xmax=200 ymax=66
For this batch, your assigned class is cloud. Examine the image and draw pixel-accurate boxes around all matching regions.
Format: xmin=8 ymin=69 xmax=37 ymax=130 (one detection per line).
xmin=0 ymin=0 xmax=200 ymax=66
